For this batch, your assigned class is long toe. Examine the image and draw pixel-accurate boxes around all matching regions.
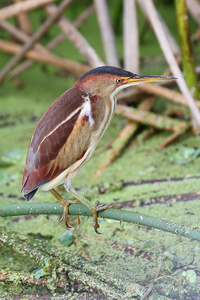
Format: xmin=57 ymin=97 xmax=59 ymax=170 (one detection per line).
xmin=91 ymin=201 xmax=118 ymax=233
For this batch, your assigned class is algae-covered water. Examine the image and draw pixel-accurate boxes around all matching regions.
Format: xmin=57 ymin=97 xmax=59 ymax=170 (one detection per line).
xmin=1 ymin=2 xmax=200 ymax=299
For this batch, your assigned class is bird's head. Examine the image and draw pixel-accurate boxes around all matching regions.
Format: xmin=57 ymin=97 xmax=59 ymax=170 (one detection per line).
xmin=76 ymin=66 xmax=176 ymax=99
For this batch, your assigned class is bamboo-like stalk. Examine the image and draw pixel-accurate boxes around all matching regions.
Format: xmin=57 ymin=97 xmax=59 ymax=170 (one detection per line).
xmin=175 ymin=0 xmax=199 ymax=99
xmin=0 ymin=0 xmax=59 ymax=20
xmin=45 ymin=4 xmax=104 ymax=67
xmin=137 ymin=0 xmax=200 ymax=132
xmin=116 ymin=104 xmax=189 ymax=132
xmin=94 ymin=0 xmax=119 ymax=67
xmin=1 ymin=203 xmax=200 ymax=242
xmin=123 ymin=0 xmax=139 ymax=72
xmin=0 ymin=39 xmax=90 ymax=77
xmin=0 ymin=0 xmax=73 ymax=84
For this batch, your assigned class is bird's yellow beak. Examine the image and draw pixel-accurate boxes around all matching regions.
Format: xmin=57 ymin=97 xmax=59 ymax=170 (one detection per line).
xmin=124 ymin=74 xmax=176 ymax=85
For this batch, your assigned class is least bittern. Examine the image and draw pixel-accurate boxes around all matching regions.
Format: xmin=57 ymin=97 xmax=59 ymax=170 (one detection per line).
xmin=22 ymin=66 xmax=175 ymax=232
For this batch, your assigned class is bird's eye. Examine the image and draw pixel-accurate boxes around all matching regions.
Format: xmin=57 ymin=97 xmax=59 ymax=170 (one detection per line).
xmin=116 ymin=78 xmax=121 ymax=84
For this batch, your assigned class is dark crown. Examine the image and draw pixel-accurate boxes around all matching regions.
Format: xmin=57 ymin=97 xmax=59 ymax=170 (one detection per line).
xmin=79 ymin=66 xmax=134 ymax=81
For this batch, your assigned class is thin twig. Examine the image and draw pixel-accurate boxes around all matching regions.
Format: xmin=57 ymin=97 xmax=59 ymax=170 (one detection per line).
xmin=141 ymin=255 xmax=163 ymax=300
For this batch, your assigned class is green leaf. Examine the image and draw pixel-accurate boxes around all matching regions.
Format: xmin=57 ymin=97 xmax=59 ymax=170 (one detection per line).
xmin=170 ymin=147 xmax=200 ymax=165
xmin=59 ymin=230 xmax=74 ymax=246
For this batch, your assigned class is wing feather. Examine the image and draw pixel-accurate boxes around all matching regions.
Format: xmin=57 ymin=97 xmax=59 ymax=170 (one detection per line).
xmin=22 ymin=86 xmax=89 ymax=194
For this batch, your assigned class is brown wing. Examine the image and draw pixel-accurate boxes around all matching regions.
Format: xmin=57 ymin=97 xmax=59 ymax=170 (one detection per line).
xmin=22 ymin=85 xmax=89 ymax=197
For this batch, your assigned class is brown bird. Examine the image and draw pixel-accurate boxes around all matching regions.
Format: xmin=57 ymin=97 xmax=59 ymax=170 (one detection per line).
xmin=22 ymin=66 xmax=175 ymax=232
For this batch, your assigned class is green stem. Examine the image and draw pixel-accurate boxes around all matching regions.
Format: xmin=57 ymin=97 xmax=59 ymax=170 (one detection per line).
xmin=175 ymin=0 xmax=199 ymax=99
xmin=1 ymin=203 xmax=200 ymax=242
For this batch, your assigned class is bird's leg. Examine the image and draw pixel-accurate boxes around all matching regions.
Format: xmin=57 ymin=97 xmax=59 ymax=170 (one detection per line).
xmin=49 ymin=188 xmax=80 ymax=227
xmin=64 ymin=182 xmax=116 ymax=233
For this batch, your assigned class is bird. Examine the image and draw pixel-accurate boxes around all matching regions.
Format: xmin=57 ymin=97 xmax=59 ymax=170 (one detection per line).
xmin=22 ymin=66 xmax=175 ymax=232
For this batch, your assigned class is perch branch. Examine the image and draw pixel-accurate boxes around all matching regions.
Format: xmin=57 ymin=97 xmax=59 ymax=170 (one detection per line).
xmin=1 ymin=203 xmax=200 ymax=242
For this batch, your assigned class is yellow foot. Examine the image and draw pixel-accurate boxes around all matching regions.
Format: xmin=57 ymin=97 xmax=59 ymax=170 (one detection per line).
xmin=49 ymin=189 xmax=80 ymax=228
xmin=60 ymin=199 xmax=81 ymax=228
xmin=92 ymin=201 xmax=117 ymax=234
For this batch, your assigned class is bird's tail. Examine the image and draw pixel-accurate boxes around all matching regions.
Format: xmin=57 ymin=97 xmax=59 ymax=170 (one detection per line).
xmin=23 ymin=189 xmax=38 ymax=201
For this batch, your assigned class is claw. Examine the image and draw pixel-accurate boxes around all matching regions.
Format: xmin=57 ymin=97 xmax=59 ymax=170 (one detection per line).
xmin=49 ymin=189 xmax=81 ymax=229
xmin=65 ymin=221 xmax=72 ymax=228
xmin=91 ymin=201 xmax=118 ymax=234
xmin=76 ymin=215 xmax=80 ymax=230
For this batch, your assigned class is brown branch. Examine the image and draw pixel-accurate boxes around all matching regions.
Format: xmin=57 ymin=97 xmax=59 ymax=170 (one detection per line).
xmin=116 ymin=104 xmax=189 ymax=132
xmin=45 ymin=4 xmax=104 ymax=67
xmin=0 ymin=20 xmax=50 ymax=55
xmin=0 ymin=0 xmax=73 ymax=84
xmin=73 ymin=4 xmax=95 ymax=28
xmin=0 ymin=39 xmax=90 ymax=77
xmin=0 ymin=0 xmax=59 ymax=20
xmin=136 ymin=83 xmax=200 ymax=109
xmin=11 ymin=4 xmax=95 ymax=77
